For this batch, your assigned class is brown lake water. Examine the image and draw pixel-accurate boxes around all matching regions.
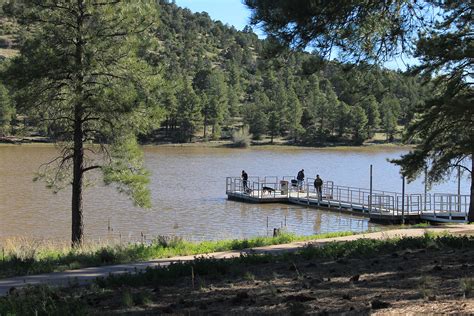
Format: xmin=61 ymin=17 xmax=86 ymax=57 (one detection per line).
xmin=0 ymin=144 xmax=469 ymax=242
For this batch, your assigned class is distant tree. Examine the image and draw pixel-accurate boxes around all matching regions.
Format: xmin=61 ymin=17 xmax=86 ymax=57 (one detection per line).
xmin=287 ymin=88 xmax=303 ymax=142
xmin=193 ymin=69 xmax=228 ymax=139
xmin=380 ymin=96 xmax=400 ymax=141
xmin=358 ymin=95 xmax=380 ymax=138
xmin=350 ymin=105 xmax=368 ymax=144
xmin=161 ymin=87 xmax=179 ymax=137
xmin=3 ymin=1 xmax=162 ymax=246
xmin=243 ymin=103 xmax=267 ymax=140
xmin=176 ymin=80 xmax=202 ymax=142
xmin=207 ymin=70 xmax=229 ymax=139
xmin=334 ymin=101 xmax=351 ymax=138
xmin=267 ymin=110 xmax=280 ymax=144
xmin=0 ymin=83 xmax=14 ymax=135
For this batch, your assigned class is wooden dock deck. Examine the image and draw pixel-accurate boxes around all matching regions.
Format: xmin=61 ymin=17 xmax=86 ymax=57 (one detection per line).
xmin=226 ymin=176 xmax=470 ymax=224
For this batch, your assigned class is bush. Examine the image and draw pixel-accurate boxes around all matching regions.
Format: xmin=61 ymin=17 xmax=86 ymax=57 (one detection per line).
xmin=231 ymin=127 xmax=251 ymax=148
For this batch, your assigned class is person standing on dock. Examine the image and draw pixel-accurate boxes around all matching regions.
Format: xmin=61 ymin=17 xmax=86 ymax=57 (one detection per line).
xmin=314 ymin=174 xmax=323 ymax=199
xmin=241 ymin=170 xmax=249 ymax=192
xmin=297 ymin=169 xmax=305 ymax=191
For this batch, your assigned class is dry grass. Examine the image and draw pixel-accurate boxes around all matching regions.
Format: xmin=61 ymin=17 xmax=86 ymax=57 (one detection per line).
xmin=0 ymin=48 xmax=18 ymax=58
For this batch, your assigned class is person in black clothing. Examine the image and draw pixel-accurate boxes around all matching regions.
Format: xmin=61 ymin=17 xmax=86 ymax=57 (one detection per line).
xmin=297 ymin=169 xmax=305 ymax=191
xmin=241 ymin=170 xmax=249 ymax=192
xmin=314 ymin=174 xmax=323 ymax=199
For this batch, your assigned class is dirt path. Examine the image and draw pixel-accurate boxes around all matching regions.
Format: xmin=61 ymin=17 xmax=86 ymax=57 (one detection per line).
xmin=0 ymin=225 xmax=472 ymax=297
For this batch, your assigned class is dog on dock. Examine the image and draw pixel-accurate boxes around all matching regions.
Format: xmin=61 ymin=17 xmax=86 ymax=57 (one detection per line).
xmin=262 ymin=186 xmax=275 ymax=195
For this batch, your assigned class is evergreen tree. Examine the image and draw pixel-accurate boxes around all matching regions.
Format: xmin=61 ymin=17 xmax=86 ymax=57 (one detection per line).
xmin=3 ymin=0 xmax=161 ymax=246
xmin=267 ymin=110 xmax=280 ymax=144
xmin=334 ymin=101 xmax=351 ymax=138
xmin=358 ymin=95 xmax=381 ymax=138
xmin=0 ymin=83 xmax=14 ymax=135
xmin=380 ymin=96 xmax=400 ymax=141
xmin=176 ymin=79 xmax=202 ymax=142
xmin=286 ymin=88 xmax=303 ymax=142
xmin=350 ymin=105 xmax=368 ymax=144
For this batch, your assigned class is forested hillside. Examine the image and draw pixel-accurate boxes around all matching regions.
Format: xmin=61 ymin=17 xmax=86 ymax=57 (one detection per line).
xmin=0 ymin=0 xmax=429 ymax=145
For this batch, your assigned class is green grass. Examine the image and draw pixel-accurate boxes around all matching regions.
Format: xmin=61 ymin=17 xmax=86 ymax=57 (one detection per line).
xmin=97 ymin=233 xmax=474 ymax=288
xmin=1 ymin=233 xmax=473 ymax=315
xmin=0 ymin=231 xmax=355 ymax=279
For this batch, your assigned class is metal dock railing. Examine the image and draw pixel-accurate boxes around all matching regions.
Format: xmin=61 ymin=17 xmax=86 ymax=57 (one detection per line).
xmin=225 ymin=176 xmax=470 ymax=223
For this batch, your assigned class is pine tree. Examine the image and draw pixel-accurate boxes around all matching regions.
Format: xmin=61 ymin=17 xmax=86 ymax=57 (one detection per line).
xmin=3 ymin=0 xmax=161 ymax=246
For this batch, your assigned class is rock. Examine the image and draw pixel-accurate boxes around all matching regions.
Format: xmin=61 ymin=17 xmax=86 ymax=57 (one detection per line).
xmin=342 ymin=293 xmax=352 ymax=300
xmin=371 ymin=299 xmax=391 ymax=309
xmin=162 ymin=306 xmax=173 ymax=314
xmin=284 ymin=294 xmax=315 ymax=302
xmin=232 ymin=291 xmax=249 ymax=304
xmin=349 ymin=274 xmax=360 ymax=283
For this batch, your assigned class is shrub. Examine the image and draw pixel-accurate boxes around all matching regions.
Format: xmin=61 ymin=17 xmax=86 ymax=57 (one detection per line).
xmin=231 ymin=127 xmax=251 ymax=148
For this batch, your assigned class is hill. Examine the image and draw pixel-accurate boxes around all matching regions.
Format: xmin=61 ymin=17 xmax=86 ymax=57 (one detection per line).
xmin=0 ymin=0 xmax=430 ymax=145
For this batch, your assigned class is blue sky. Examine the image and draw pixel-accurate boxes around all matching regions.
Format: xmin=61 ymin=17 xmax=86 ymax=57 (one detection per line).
xmin=173 ymin=0 xmax=414 ymax=70
xmin=174 ymin=0 xmax=262 ymax=34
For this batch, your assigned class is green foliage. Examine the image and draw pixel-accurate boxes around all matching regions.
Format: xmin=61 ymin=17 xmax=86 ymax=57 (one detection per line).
xmin=390 ymin=1 xmax=473 ymax=220
xmin=244 ymin=0 xmax=472 ymax=218
xmin=175 ymin=79 xmax=202 ymax=142
xmin=98 ymin=234 xmax=473 ymax=289
xmin=350 ymin=105 xmax=368 ymax=144
xmin=103 ymin=136 xmax=151 ymax=208
xmin=2 ymin=0 xmax=162 ymax=245
xmin=2 ymin=233 xmax=472 ymax=314
xmin=0 ymin=231 xmax=354 ymax=279
xmin=0 ymin=82 xmax=13 ymax=134
xmin=460 ymin=278 xmax=474 ymax=298
xmin=2 ymin=0 xmax=428 ymax=146
xmin=0 ymin=285 xmax=86 ymax=315
xmin=358 ymin=95 xmax=380 ymax=137
xmin=245 ymin=0 xmax=423 ymax=62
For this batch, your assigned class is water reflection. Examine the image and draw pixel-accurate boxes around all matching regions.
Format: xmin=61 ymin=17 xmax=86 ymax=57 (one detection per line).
xmin=0 ymin=145 xmax=469 ymax=241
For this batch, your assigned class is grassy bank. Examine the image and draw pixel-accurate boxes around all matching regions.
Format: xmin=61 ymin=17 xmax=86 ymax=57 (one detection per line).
xmin=0 ymin=231 xmax=355 ymax=279
xmin=1 ymin=233 xmax=473 ymax=315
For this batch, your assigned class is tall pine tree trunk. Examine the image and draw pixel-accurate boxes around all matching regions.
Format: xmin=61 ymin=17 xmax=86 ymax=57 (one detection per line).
xmin=71 ymin=114 xmax=84 ymax=246
xmin=72 ymin=0 xmax=85 ymax=247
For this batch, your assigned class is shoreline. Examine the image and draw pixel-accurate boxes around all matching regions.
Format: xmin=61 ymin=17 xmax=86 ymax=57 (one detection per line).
xmin=1 ymin=138 xmax=413 ymax=151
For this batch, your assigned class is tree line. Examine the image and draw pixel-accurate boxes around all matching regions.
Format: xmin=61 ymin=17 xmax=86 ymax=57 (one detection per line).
xmin=1 ymin=0 xmax=429 ymax=145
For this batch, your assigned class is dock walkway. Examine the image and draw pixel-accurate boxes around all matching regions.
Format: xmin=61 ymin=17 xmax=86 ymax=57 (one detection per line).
xmin=226 ymin=176 xmax=470 ymax=224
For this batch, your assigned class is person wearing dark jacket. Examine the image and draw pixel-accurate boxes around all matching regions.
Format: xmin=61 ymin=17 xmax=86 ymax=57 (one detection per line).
xmin=242 ymin=170 xmax=249 ymax=192
xmin=314 ymin=174 xmax=323 ymax=199
xmin=296 ymin=169 xmax=305 ymax=191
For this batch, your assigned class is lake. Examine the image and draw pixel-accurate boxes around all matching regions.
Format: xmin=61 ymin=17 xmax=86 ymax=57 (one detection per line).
xmin=0 ymin=144 xmax=469 ymax=242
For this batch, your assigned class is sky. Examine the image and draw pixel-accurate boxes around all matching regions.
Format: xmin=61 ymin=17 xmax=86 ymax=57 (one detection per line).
xmin=174 ymin=0 xmax=253 ymax=32
xmin=173 ymin=0 xmax=414 ymax=71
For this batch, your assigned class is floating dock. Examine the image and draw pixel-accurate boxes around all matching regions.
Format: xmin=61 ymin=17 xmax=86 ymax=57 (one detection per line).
xmin=226 ymin=176 xmax=470 ymax=224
